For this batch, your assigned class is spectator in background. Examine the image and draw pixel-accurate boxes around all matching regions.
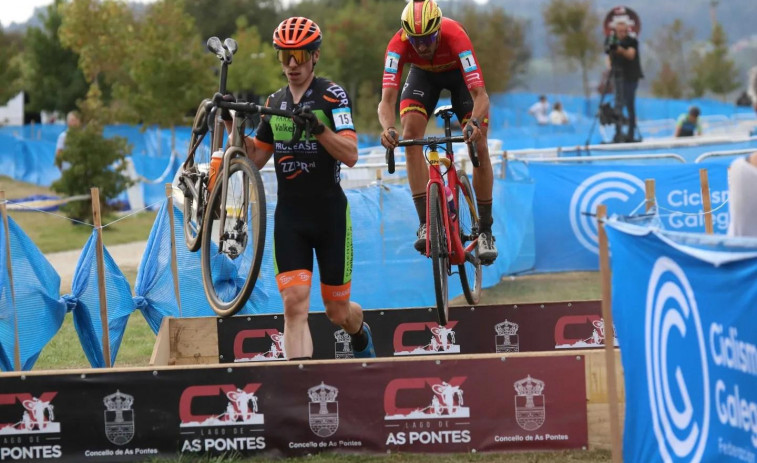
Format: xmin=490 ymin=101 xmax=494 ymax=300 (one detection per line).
xmin=528 ymin=95 xmax=549 ymax=125
xmin=549 ymin=101 xmax=569 ymax=125
xmin=729 ymin=66 xmax=757 ymax=237
xmin=674 ymin=106 xmax=702 ymax=137
xmin=55 ymin=111 xmax=81 ymax=171
xmin=728 ymin=153 xmax=757 ymax=237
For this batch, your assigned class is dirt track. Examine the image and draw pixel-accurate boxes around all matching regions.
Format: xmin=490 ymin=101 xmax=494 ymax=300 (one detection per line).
xmin=45 ymin=241 xmax=147 ymax=293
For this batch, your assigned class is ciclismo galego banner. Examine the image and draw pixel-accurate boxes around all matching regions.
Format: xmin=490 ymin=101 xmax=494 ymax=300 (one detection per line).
xmin=606 ymin=219 xmax=757 ymax=463
xmin=515 ymin=161 xmax=730 ymax=272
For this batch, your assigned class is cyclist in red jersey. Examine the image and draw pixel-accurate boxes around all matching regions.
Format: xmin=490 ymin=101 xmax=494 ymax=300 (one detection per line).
xmin=378 ymin=0 xmax=497 ymax=263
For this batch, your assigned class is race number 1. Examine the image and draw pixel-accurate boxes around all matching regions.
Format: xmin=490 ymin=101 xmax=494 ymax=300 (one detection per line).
xmin=458 ymin=50 xmax=478 ymax=73
xmin=332 ymin=108 xmax=354 ymax=131
xmin=385 ymin=52 xmax=400 ymax=74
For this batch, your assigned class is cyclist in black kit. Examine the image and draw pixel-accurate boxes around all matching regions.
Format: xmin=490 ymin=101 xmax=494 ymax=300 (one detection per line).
xmin=223 ymin=17 xmax=375 ymax=360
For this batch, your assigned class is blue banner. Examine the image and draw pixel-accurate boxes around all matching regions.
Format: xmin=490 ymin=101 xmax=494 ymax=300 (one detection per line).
xmin=606 ymin=220 xmax=757 ymax=463
xmin=518 ymin=161 xmax=730 ymax=272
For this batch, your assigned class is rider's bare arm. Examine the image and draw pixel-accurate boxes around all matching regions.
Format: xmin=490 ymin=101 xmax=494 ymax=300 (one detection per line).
xmin=378 ymin=87 xmax=400 ymax=148
xmin=465 ymin=86 xmax=490 ymax=142
xmin=469 ymin=86 xmax=490 ymax=126
xmin=317 ymin=129 xmax=358 ymax=167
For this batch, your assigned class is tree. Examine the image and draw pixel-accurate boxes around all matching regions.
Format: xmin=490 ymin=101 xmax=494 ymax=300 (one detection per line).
xmin=689 ymin=22 xmax=739 ymax=100
xmin=226 ymin=17 xmax=282 ymax=103
xmin=51 ymin=124 xmax=133 ymax=221
xmin=651 ymin=63 xmax=684 ymax=99
xmin=20 ymin=0 xmax=87 ymax=114
xmin=113 ymin=0 xmax=215 ymax=127
xmin=459 ymin=6 xmax=531 ymax=93
xmin=647 ymin=19 xmax=694 ymax=99
xmin=542 ymin=0 xmax=602 ymax=101
xmin=0 ymin=27 xmax=23 ymax=106
xmin=182 ymin=0 xmax=279 ymax=43
xmin=59 ymin=0 xmax=135 ymax=123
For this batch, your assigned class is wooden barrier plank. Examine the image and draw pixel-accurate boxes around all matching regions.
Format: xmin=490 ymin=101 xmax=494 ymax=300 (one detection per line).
xmin=168 ymin=317 xmax=219 ymax=365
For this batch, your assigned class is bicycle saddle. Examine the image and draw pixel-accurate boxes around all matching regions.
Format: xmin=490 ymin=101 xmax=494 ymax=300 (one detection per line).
xmin=433 ymin=105 xmax=455 ymax=119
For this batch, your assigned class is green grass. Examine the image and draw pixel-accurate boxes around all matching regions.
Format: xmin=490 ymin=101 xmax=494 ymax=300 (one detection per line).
xmin=2 ymin=175 xmax=156 ymax=253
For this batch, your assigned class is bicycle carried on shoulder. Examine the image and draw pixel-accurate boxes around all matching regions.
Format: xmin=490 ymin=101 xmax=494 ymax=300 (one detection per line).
xmin=178 ymin=37 xmax=313 ymax=317
xmin=385 ymin=105 xmax=483 ymax=325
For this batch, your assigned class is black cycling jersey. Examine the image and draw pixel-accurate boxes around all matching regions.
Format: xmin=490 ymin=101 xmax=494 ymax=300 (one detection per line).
xmin=255 ymin=76 xmax=357 ymax=199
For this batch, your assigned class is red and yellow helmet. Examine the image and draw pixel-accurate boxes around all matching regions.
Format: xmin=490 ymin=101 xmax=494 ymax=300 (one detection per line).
xmin=273 ymin=17 xmax=322 ymax=50
xmin=401 ymin=0 xmax=443 ymax=37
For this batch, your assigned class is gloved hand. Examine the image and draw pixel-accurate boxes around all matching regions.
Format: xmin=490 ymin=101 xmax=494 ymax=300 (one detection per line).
xmin=292 ymin=106 xmax=325 ymax=135
xmin=220 ymin=92 xmax=236 ymax=122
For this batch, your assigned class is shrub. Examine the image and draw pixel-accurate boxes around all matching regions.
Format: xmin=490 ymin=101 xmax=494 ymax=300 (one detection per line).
xmin=51 ymin=124 xmax=133 ymax=222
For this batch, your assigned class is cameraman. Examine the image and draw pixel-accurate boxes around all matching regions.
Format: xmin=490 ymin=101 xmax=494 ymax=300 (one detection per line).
xmin=606 ymin=21 xmax=643 ymax=143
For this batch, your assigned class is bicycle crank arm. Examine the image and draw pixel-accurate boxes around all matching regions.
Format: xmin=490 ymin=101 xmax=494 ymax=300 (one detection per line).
xmin=465 ymin=251 xmax=480 ymax=266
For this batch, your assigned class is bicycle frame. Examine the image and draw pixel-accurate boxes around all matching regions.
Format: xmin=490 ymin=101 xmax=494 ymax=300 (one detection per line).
xmin=424 ymin=143 xmax=478 ymax=267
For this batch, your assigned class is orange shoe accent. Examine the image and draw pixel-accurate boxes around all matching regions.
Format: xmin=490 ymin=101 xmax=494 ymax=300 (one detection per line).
xmin=321 ymin=282 xmax=351 ymax=301
xmin=276 ymin=270 xmax=312 ymax=291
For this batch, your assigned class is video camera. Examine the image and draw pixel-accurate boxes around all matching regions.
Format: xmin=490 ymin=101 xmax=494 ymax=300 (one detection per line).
xmin=598 ymin=102 xmax=626 ymax=126
xmin=604 ymin=31 xmax=619 ymax=54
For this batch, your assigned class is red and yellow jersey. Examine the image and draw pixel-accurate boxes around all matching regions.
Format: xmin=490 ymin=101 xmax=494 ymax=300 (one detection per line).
xmin=382 ymin=17 xmax=485 ymax=91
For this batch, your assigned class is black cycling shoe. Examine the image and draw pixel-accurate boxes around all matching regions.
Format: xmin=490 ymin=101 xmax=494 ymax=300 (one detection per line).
xmin=414 ymin=223 xmax=427 ymax=254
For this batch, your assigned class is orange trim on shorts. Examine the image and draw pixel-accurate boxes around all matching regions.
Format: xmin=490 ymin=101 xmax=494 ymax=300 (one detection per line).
xmin=253 ymin=138 xmax=274 ymax=152
xmin=276 ymin=270 xmax=312 ymax=291
xmin=337 ymin=130 xmax=358 ymax=140
xmin=321 ymin=282 xmax=352 ymax=301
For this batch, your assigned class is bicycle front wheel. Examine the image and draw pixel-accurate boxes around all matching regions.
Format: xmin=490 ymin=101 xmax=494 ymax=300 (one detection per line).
xmin=428 ymin=183 xmax=450 ymax=325
xmin=200 ymin=157 xmax=266 ymax=317
xmin=456 ymin=171 xmax=482 ymax=305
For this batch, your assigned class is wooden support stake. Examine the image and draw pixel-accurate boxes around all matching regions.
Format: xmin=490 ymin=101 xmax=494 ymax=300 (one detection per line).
xmin=0 ymin=191 xmax=21 ymax=371
xmin=165 ymin=184 xmax=182 ymax=318
xmin=597 ymin=204 xmax=622 ymax=463
xmin=91 ymin=187 xmax=112 ymax=367
xmin=699 ymin=168 xmax=714 ymax=234
xmin=645 ymin=178 xmax=655 ymax=212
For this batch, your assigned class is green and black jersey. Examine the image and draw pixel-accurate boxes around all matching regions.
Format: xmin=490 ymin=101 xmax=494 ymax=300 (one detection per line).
xmin=254 ymin=76 xmax=357 ymax=199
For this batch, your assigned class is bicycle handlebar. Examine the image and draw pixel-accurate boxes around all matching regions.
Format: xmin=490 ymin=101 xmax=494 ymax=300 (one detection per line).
xmin=210 ymin=92 xmax=315 ymax=144
xmin=385 ymin=134 xmax=480 ymax=174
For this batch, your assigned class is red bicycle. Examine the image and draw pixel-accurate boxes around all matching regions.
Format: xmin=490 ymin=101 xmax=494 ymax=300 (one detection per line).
xmin=386 ymin=105 xmax=482 ymax=325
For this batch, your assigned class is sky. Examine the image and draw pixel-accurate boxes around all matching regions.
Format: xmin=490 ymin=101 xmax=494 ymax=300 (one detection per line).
xmin=0 ymin=0 xmax=157 ymax=27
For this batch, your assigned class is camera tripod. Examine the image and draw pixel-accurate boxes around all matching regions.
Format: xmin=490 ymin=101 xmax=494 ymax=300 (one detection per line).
xmin=584 ymin=61 xmax=640 ymax=146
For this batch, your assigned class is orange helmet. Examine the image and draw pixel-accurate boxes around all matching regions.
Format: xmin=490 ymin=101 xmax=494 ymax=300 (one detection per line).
xmin=401 ymin=0 xmax=443 ymax=37
xmin=273 ymin=17 xmax=322 ymax=51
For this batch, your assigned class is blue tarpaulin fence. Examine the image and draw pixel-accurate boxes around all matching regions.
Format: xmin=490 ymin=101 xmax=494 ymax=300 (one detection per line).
xmin=606 ymin=219 xmax=757 ymax=463
xmin=0 ymin=177 xmax=526 ymax=370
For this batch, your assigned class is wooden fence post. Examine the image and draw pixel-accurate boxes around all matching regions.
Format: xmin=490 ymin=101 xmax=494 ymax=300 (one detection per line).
xmin=0 ymin=191 xmax=21 ymax=371
xmin=165 ymin=184 xmax=182 ymax=317
xmin=597 ymin=204 xmax=622 ymax=463
xmin=91 ymin=187 xmax=111 ymax=367
xmin=645 ymin=179 xmax=655 ymax=212
xmin=699 ymin=168 xmax=714 ymax=234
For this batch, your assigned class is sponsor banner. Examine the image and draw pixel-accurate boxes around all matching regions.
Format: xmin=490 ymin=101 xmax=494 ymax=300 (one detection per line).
xmin=0 ymin=357 xmax=587 ymax=461
xmin=523 ymin=161 xmax=730 ymax=272
xmin=606 ymin=220 xmax=757 ymax=463
xmin=217 ymin=301 xmax=611 ymax=363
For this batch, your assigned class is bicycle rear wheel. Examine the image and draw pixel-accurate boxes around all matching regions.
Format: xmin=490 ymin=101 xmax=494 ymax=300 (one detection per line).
xmin=181 ymin=99 xmax=214 ymax=252
xmin=200 ymin=157 xmax=266 ymax=317
xmin=456 ymin=171 xmax=482 ymax=305
xmin=428 ymin=183 xmax=450 ymax=325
